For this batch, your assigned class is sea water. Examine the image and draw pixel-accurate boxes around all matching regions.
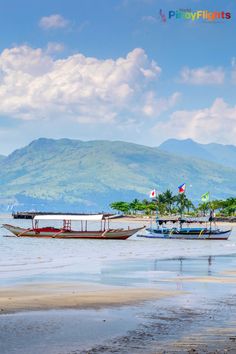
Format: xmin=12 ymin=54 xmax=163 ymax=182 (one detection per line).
xmin=0 ymin=214 xmax=235 ymax=287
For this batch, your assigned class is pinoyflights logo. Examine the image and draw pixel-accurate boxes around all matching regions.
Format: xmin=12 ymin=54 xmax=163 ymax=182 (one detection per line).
xmin=160 ymin=9 xmax=231 ymax=23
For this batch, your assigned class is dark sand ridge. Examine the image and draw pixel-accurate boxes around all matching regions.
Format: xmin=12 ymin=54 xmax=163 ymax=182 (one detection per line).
xmin=0 ymin=282 xmax=181 ymax=314
xmin=155 ymin=323 xmax=236 ymax=354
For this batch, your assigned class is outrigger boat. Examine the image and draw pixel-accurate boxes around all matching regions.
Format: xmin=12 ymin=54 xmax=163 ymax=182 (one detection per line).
xmin=137 ymin=215 xmax=232 ymax=240
xmin=3 ymin=214 xmax=143 ymax=240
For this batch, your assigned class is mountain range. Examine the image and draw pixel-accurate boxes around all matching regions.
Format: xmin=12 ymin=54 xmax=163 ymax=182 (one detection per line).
xmin=0 ymin=138 xmax=235 ymax=212
xmin=159 ymin=138 xmax=236 ymax=169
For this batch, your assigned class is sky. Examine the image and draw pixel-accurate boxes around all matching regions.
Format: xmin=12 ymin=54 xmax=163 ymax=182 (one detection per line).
xmin=0 ymin=0 xmax=235 ymax=154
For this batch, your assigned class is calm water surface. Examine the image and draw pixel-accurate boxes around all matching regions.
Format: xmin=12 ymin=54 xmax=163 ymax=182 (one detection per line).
xmin=0 ymin=215 xmax=235 ymax=286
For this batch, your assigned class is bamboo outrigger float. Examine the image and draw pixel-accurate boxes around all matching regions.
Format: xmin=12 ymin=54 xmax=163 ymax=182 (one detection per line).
xmin=3 ymin=214 xmax=143 ymax=240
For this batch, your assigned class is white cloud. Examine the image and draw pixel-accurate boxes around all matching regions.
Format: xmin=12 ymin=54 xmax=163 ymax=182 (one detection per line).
xmin=0 ymin=46 xmax=168 ymax=123
xmin=142 ymin=91 xmax=181 ymax=117
xmin=180 ymin=66 xmax=225 ymax=85
xmin=39 ymin=14 xmax=69 ymax=29
xmin=154 ymin=98 xmax=236 ymax=145
xmin=46 ymin=42 xmax=65 ymax=54
xmin=0 ymin=46 xmax=53 ymax=75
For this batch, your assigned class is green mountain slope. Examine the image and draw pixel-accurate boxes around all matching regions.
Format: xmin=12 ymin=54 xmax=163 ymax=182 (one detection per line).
xmin=159 ymin=139 xmax=236 ymax=169
xmin=0 ymin=138 xmax=235 ymax=211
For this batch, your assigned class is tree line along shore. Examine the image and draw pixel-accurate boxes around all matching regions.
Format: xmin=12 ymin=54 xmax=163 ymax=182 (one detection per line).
xmin=110 ymin=190 xmax=236 ymax=218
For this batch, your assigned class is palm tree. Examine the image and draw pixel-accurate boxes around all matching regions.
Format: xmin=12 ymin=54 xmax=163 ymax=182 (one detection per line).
xmin=129 ymin=198 xmax=145 ymax=214
xmin=162 ymin=189 xmax=175 ymax=214
xmin=175 ymin=194 xmax=193 ymax=216
xmin=185 ymin=199 xmax=195 ymax=213
xmin=110 ymin=201 xmax=130 ymax=214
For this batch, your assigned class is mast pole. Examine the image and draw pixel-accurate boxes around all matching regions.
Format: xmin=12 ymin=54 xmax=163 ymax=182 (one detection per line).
xmin=180 ymin=185 xmax=186 ymax=229
xmin=156 ymin=199 xmax=159 ymax=229
xmin=180 ymin=196 xmax=183 ymax=230
xmin=209 ymin=193 xmax=212 ymax=233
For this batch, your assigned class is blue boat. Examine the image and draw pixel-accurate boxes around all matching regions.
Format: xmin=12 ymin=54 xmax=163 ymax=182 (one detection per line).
xmin=137 ymin=215 xmax=232 ymax=240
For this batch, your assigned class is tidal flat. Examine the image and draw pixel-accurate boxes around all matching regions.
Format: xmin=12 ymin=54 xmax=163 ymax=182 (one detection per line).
xmin=0 ymin=215 xmax=236 ymax=353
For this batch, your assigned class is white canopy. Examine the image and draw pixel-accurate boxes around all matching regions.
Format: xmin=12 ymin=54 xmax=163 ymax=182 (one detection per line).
xmin=34 ymin=214 xmax=104 ymax=221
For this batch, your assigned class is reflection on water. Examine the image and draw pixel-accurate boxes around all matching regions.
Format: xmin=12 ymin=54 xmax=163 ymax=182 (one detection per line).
xmin=153 ymin=256 xmax=214 ymax=276
xmin=208 ymin=255 xmax=212 ymax=275
xmin=98 ymin=254 xmax=236 ymax=290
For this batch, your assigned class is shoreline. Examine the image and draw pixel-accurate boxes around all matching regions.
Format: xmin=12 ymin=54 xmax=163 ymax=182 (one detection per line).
xmin=1 ymin=213 xmax=235 ymax=224
xmin=0 ymin=282 xmax=180 ymax=314
xmin=112 ymin=216 xmax=236 ymax=226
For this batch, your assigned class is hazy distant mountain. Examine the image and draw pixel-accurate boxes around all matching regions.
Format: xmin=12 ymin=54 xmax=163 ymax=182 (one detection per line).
xmin=0 ymin=138 xmax=235 ymax=212
xmin=159 ymin=139 xmax=236 ymax=169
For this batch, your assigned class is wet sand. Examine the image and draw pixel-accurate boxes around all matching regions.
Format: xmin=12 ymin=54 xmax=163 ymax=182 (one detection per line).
xmin=1 ymin=255 xmax=236 ymax=353
xmin=158 ymin=332 xmax=236 ymax=354
xmin=0 ymin=282 xmax=179 ymax=314
xmin=76 ymin=294 xmax=236 ymax=354
xmin=166 ymin=275 xmax=236 ymax=284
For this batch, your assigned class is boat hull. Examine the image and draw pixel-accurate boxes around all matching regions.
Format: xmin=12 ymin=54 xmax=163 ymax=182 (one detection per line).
xmin=2 ymin=224 xmax=143 ymax=240
xmin=137 ymin=228 xmax=231 ymax=240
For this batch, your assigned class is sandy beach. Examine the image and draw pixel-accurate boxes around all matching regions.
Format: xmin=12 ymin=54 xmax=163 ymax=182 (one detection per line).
xmin=118 ymin=216 xmax=236 ymax=226
xmin=0 ymin=283 xmax=178 ymax=313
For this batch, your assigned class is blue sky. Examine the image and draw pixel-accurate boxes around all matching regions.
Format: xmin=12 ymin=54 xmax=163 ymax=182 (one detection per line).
xmin=0 ymin=0 xmax=235 ymax=153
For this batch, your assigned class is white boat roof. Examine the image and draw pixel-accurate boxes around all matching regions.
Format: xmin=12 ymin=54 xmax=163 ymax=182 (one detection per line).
xmin=34 ymin=214 xmax=105 ymax=221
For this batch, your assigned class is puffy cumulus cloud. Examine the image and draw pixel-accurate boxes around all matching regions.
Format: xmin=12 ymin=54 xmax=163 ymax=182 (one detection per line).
xmin=39 ymin=14 xmax=69 ymax=30
xmin=0 ymin=46 xmax=53 ymax=75
xmin=180 ymin=66 xmax=225 ymax=85
xmin=154 ymin=98 xmax=236 ymax=144
xmin=0 ymin=46 xmax=166 ymax=123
